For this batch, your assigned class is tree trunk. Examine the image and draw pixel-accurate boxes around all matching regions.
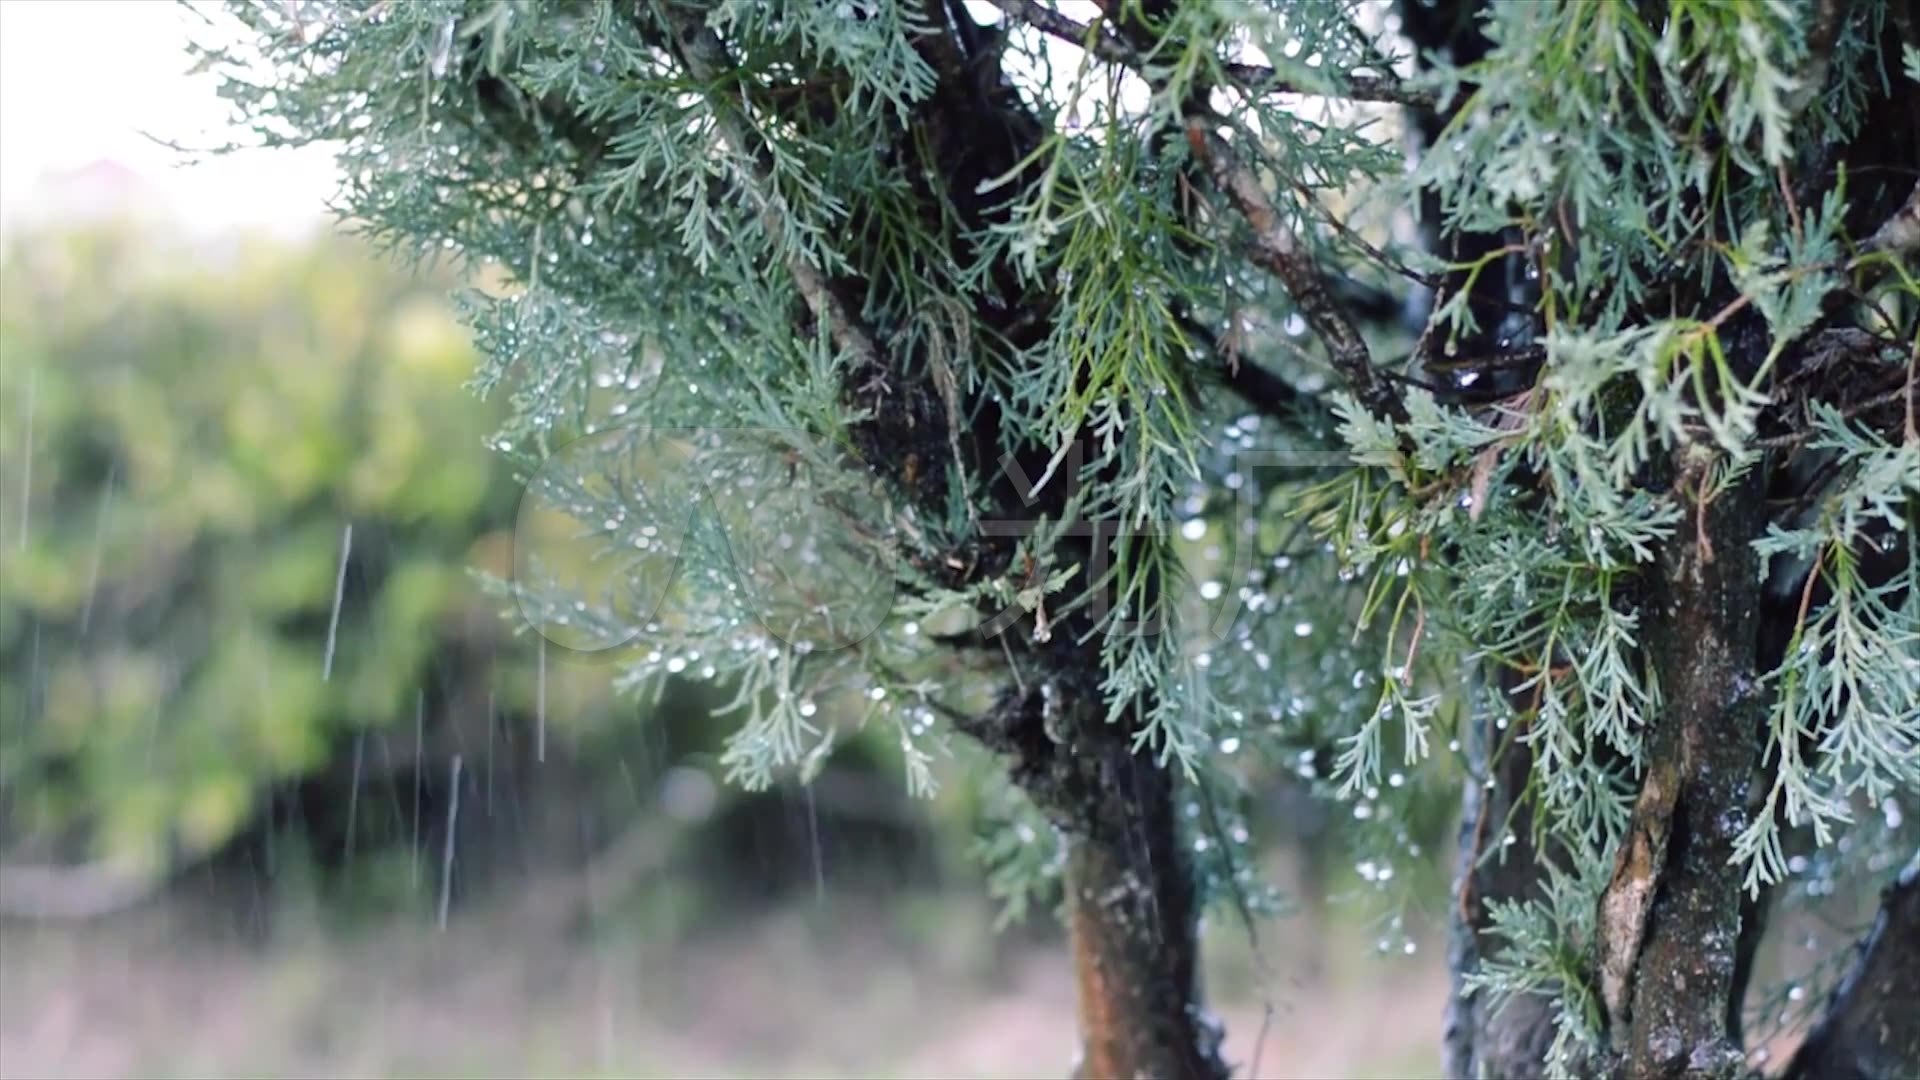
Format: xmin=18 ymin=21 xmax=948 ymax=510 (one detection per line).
xmin=1597 ymin=439 xmax=1768 ymax=1079
xmin=1784 ymin=863 xmax=1920 ymax=1080
xmin=1445 ymin=697 xmax=1560 ymax=1079
xmin=1065 ymin=734 xmax=1222 ymax=1080
xmin=962 ymin=680 xmax=1226 ymax=1080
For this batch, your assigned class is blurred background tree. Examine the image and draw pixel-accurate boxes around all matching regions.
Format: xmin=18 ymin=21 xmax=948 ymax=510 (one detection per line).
xmin=0 ymin=212 xmax=1464 ymax=1077
xmin=0 ymin=218 xmax=990 ymax=926
xmin=0 ymin=219 xmax=520 ymax=909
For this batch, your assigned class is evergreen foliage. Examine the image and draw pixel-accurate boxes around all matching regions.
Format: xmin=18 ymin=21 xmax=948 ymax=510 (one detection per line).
xmin=199 ymin=1 xmax=1918 ymax=1076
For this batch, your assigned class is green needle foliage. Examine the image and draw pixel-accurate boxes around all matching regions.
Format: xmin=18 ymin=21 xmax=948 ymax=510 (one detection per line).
xmin=199 ymin=0 xmax=1918 ymax=1076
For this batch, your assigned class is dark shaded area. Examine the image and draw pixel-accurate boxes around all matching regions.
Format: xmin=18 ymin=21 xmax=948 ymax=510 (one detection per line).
xmin=1784 ymin=864 xmax=1920 ymax=1080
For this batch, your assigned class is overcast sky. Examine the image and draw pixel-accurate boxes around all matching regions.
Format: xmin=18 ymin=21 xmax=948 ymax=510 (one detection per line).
xmin=0 ymin=0 xmax=338 ymax=237
xmin=0 ymin=0 xmax=1133 ymax=239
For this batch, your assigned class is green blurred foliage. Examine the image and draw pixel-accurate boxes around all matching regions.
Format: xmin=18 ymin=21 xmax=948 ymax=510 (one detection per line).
xmin=0 ymin=220 xmax=516 ymax=873
xmin=0 ymin=220 xmax=995 ymax=915
xmin=0 ymin=218 xmax=1444 ymax=935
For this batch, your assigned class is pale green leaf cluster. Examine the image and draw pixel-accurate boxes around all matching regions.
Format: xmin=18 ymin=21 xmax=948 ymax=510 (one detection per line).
xmin=1736 ymin=408 xmax=1920 ymax=890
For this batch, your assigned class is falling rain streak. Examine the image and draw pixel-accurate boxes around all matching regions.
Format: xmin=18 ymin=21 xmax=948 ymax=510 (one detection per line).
xmin=805 ymin=784 xmax=825 ymax=905
xmin=438 ymin=755 xmax=462 ymax=930
xmin=16 ymin=365 xmax=35 ymax=551
xmin=323 ymin=523 xmax=353 ymax=680
xmin=344 ymin=732 xmax=365 ymax=861
xmin=411 ymin=691 xmax=424 ymax=890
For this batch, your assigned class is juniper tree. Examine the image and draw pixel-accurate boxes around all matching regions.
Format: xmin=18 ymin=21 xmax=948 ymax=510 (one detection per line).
xmin=200 ymin=1 xmax=1919 ymax=1077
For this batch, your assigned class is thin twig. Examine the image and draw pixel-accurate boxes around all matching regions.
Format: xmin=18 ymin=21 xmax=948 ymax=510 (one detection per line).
xmin=1755 ymin=381 xmax=1916 ymax=448
xmin=986 ymin=0 xmax=1435 ymax=109
xmin=1184 ymin=122 xmax=1409 ymax=425
xmin=1294 ymin=182 xmax=1538 ymax=322
xmin=1403 ymin=602 xmax=1427 ymax=686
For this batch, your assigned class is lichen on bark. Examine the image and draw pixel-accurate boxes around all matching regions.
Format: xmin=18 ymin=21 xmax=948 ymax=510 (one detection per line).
xmin=1597 ymin=437 xmax=1770 ymax=1080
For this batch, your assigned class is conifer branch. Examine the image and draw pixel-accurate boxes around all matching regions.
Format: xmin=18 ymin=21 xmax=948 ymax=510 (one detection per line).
xmin=1182 ymin=122 xmax=1410 ymax=425
xmin=663 ymin=15 xmax=890 ymax=380
xmin=1063 ymin=0 xmax=1408 ymax=428
xmin=986 ymin=0 xmax=1435 ymax=109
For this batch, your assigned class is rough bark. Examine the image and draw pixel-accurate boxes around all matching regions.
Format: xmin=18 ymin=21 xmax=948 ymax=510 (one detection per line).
xmin=1065 ymin=739 xmax=1222 ymax=1080
xmin=1784 ymin=863 xmax=1920 ymax=1080
xmin=960 ymin=680 xmax=1226 ymax=1080
xmin=1595 ymin=436 xmax=1769 ymax=1080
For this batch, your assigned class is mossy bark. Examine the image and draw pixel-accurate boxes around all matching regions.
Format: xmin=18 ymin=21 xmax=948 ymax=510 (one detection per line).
xmin=1595 ymin=443 xmax=1767 ymax=1080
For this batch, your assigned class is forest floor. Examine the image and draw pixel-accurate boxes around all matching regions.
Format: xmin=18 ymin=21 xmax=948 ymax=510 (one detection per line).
xmin=0 ymin=858 xmax=1449 ymax=1079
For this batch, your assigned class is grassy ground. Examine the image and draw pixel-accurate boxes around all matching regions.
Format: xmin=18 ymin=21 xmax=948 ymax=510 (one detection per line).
xmin=0 ymin=854 xmax=1449 ymax=1079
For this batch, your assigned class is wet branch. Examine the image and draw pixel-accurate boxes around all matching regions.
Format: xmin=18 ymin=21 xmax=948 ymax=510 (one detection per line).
xmin=1183 ymin=123 xmax=1411 ymax=426
xmin=985 ymin=0 xmax=1435 ymax=108
xmin=664 ymin=18 xmax=888 ymax=377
